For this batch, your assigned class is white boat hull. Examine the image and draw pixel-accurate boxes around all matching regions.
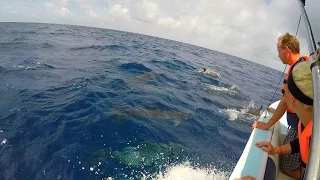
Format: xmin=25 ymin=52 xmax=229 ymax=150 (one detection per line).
xmin=229 ymin=100 xmax=295 ymax=180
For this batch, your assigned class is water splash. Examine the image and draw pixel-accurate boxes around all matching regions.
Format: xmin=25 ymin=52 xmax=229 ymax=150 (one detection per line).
xmin=148 ymin=161 xmax=230 ymax=180
xmin=219 ymin=100 xmax=261 ymax=121
xmin=202 ymin=84 xmax=240 ymax=95
xmin=1 ymin=138 xmax=7 ymax=145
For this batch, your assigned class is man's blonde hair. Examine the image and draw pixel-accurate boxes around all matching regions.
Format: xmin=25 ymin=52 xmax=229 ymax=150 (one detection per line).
xmin=292 ymin=61 xmax=313 ymax=108
xmin=278 ymin=32 xmax=300 ymax=54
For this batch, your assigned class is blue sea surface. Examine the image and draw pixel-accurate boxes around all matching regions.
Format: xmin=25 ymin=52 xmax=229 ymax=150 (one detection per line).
xmin=0 ymin=22 xmax=283 ymax=180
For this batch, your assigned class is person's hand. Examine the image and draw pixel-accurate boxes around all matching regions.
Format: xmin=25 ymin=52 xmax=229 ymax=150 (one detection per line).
xmin=234 ymin=175 xmax=256 ymax=180
xmin=252 ymin=121 xmax=270 ymax=130
xmin=256 ymin=141 xmax=275 ymax=154
xmin=267 ymin=107 xmax=276 ymax=113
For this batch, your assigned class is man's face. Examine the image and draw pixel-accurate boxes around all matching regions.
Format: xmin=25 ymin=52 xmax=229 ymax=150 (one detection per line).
xmin=277 ymin=41 xmax=288 ymax=64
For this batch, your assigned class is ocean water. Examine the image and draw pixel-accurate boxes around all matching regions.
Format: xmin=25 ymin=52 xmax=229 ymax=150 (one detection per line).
xmin=0 ymin=22 xmax=283 ymax=180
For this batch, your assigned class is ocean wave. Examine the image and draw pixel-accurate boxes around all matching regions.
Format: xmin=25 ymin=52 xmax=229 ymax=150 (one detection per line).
xmin=202 ymin=83 xmax=241 ymax=95
xmin=151 ymin=59 xmax=194 ymax=71
xmin=106 ymin=78 xmax=130 ymax=90
xmin=0 ymin=41 xmax=30 ymax=48
xmin=6 ymin=59 xmax=56 ymax=71
xmin=218 ymin=100 xmax=263 ymax=121
xmin=153 ymin=49 xmax=178 ymax=57
xmin=71 ymin=44 xmax=128 ymax=51
xmin=0 ymin=41 xmax=56 ymax=50
xmin=120 ymin=62 xmax=152 ymax=74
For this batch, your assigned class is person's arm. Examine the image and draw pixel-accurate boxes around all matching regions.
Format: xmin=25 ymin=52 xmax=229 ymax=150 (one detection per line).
xmin=271 ymin=143 xmax=292 ymax=155
xmin=290 ymin=139 xmax=300 ymax=154
xmin=256 ymin=141 xmax=292 ymax=154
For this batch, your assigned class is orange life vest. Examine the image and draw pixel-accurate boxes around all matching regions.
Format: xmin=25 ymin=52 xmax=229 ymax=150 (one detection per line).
xmin=298 ymin=120 xmax=313 ymax=165
xmin=282 ymin=56 xmax=309 ymax=113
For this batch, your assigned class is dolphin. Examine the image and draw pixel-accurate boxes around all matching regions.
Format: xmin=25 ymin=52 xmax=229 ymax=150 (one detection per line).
xmin=112 ymin=105 xmax=190 ymax=126
xmin=136 ymin=72 xmax=156 ymax=81
xmin=246 ymin=105 xmax=263 ymax=116
xmin=198 ymin=68 xmax=220 ymax=79
xmin=90 ymin=141 xmax=184 ymax=169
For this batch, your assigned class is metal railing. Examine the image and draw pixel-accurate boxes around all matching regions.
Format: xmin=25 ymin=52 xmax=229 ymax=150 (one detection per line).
xmin=297 ymin=0 xmax=320 ymax=179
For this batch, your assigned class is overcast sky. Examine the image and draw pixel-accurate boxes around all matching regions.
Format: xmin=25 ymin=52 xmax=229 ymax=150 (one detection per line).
xmin=0 ymin=0 xmax=319 ymax=71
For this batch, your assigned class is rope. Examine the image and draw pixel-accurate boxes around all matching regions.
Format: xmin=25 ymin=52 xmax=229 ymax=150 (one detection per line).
xmin=295 ymin=15 xmax=302 ymax=38
xmin=264 ymin=66 xmax=287 ymax=118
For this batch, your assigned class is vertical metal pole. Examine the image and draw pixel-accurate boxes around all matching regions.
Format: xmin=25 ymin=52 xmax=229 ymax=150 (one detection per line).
xmin=296 ymin=0 xmax=320 ymax=179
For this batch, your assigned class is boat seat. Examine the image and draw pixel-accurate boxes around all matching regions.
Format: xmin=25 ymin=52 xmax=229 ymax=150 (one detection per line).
xmin=276 ymin=170 xmax=296 ymax=180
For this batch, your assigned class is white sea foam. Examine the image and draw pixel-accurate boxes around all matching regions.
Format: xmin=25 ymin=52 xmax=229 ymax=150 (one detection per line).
xmin=219 ymin=100 xmax=261 ymax=121
xmin=202 ymin=83 xmax=240 ymax=95
xmin=144 ymin=161 xmax=230 ymax=180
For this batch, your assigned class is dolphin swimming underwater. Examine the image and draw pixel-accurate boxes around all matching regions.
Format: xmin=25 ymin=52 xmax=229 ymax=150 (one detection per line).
xmin=136 ymin=72 xmax=156 ymax=81
xmin=90 ymin=141 xmax=184 ymax=169
xmin=112 ymin=105 xmax=190 ymax=126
